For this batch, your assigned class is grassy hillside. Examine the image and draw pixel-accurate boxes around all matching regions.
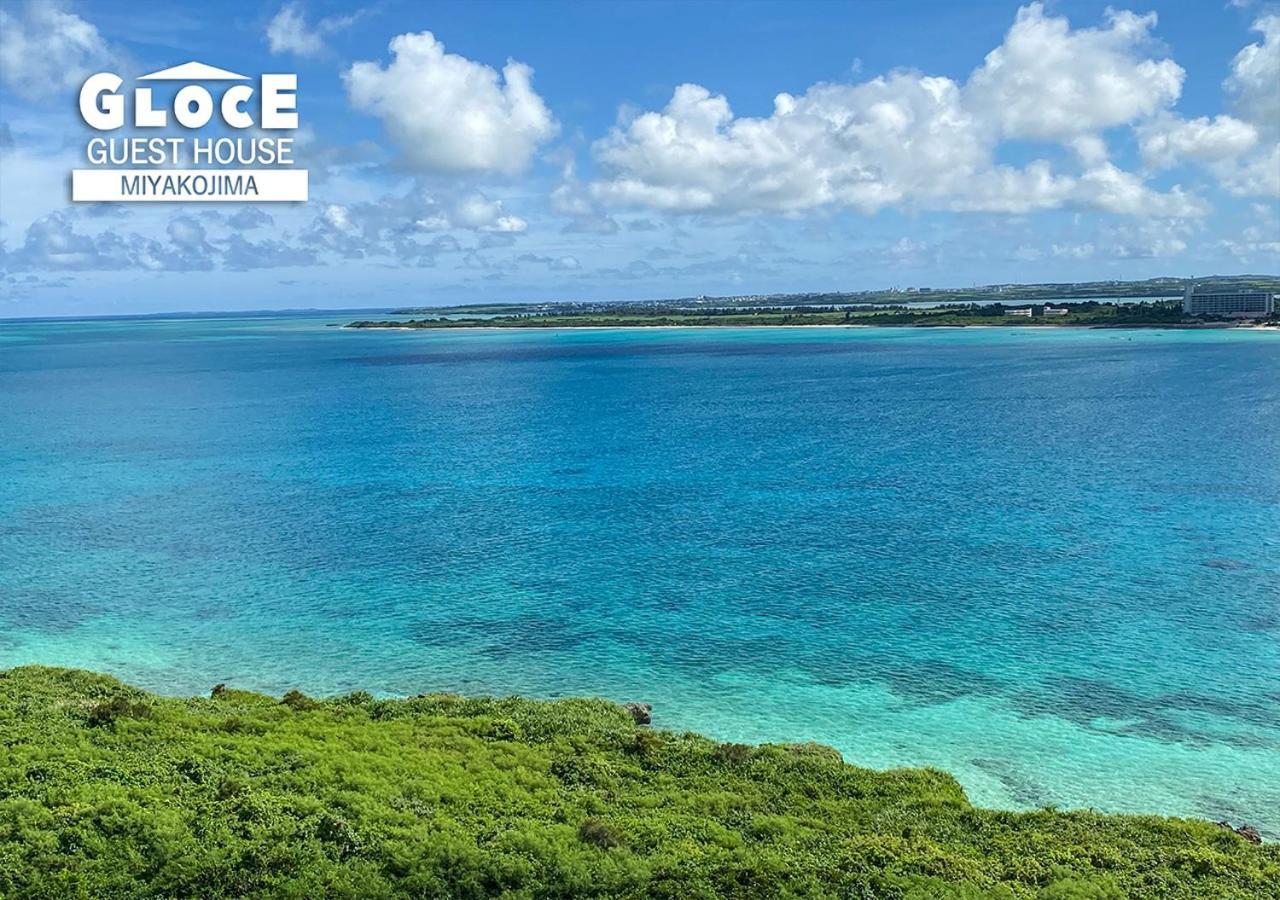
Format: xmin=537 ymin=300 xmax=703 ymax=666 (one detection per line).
xmin=0 ymin=666 xmax=1274 ymax=899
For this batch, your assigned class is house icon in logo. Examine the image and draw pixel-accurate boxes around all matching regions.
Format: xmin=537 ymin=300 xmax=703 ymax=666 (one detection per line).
xmin=137 ymin=61 xmax=251 ymax=82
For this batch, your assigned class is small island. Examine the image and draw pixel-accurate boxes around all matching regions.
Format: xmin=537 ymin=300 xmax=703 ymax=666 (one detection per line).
xmin=2 ymin=666 xmax=1274 ymax=898
xmin=346 ymin=277 xmax=1280 ymax=331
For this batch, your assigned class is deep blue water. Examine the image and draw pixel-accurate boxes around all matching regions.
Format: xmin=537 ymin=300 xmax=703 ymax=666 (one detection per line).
xmin=2 ymin=315 xmax=1278 ymax=833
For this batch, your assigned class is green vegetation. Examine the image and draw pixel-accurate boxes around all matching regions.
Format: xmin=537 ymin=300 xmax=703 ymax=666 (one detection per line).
xmin=389 ymin=275 xmax=1280 ymax=317
xmin=349 ymin=300 xmax=1245 ymax=330
xmin=1 ymin=666 xmax=1275 ymax=898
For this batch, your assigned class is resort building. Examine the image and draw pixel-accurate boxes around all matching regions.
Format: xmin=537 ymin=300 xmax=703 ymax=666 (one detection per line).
xmin=1005 ymin=307 xmax=1033 ymax=317
xmin=1043 ymin=305 xmax=1069 ymax=317
xmin=1182 ymin=284 xmax=1274 ymax=318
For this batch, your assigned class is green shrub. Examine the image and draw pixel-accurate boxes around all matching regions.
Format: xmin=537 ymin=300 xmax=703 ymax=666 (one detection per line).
xmin=280 ymin=689 xmax=319 ymax=711
xmin=85 ymin=695 xmax=153 ymax=727
xmin=0 ymin=665 xmax=1274 ymax=900
xmin=714 ymin=742 xmax=754 ymax=767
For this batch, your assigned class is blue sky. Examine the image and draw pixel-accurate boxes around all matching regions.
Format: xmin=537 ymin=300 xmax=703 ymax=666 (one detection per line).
xmin=0 ymin=0 xmax=1277 ymax=316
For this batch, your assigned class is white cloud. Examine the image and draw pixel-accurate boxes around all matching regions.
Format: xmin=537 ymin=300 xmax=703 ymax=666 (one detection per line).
xmin=344 ymin=31 xmax=557 ymax=174
xmin=1069 ymin=136 xmax=1109 ymax=167
xmin=1215 ymin=143 xmax=1280 ymax=198
xmin=550 ymin=158 xmax=620 ymax=233
xmin=588 ymin=4 xmax=1201 ymax=219
xmin=942 ymin=162 xmax=1076 ymax=214
xmin=1 ymin=210 xmax=316 ymax=273
xmin=3 ymin=211 xmax=133 ymax=270
xmin=227 ymin=208 xmax=274 ymax=231
xmin=884 ymin=237 xmax=935 ymax=264
xmin=1052 ymin=242 xmax=1096 ymax=260
xmin=965 ymin=4 xmax=1183 ymax=141
xmin=1137 ymin=114 xmax=1258 ymax=169
xmin=1142 ymin=16 xmax=1280 ymax=198
xmin=591 ymin=76 xmax=1012 ymax=215
xmin=518 ymin=253 xmax=581 ymax=271
xmin=1226 ymin=15 xmax=1280 ymax=132
xmin=1219 ymin=205 xmax=1280 ymax=260
xmin=266 ymin=3 xmax=323 ymax=56
xmin=265 ymin=2 xmax=365 ymax=57
xmin=1051 ymin=219 xmax=1196 ymax=260
xmin=1220 ymin=232 xmax=1280 ymax=261
xmin=300 ymin=185 xmax=529 ymax=264
xmin=0 ymin=0 xmax=114 ymax=100
xmin=455 ymin=194 xmax=528 ymax=232
xmin=1075 ymin=163 xmax=1207 ymax=218
xmin=1105 ymin=222 xmax=1193 ymax=259
xmin=322 ymin=203 xmax=357 ymax=234
xmin=1211 ymin=15 xmax=1280 ymax=198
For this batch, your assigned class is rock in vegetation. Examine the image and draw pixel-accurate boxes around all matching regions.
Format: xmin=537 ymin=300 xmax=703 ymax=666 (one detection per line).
xmin=578 ymin=817 xmax=622 ymax=849
xmin=1218 ymin=821 xmax=1264 ymax=845
xmin=1239 ymin=826 xmax=1264 ymax=845
xmin=624 ymin=701 xmax=652 ymax=725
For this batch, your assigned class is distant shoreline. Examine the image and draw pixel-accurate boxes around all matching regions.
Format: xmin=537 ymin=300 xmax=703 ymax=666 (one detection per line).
xmin=343 ymin=297 xmax=1279 ymax=332
xmin=345 ymin=320 xmax=1279 ymax=332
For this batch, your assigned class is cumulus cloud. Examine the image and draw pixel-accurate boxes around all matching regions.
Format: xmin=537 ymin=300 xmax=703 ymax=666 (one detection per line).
xmin=588 ymin=3 xmax=1201 ymax=219
xmin=344 ymin=31 xmax=557 ymax=174
xmin=882 ymin=237 xmax=937 ymax=265
xmin=298 ymin=185 xmax=528 ymax=265
xmin=1075 ymin=163 xmax=1207 ymax=218
xmin=454 ymin=194 xmax=527 ymax=232
xmin=1219 ymin=205 xmax=1280 ymax=261
xmin=592 ymin=76 xmax=1002 ymax=215
xmin=1051 ymin=219 xmax=1196 ymax=260
xmin=1215 ymin=143 xmax=1280 ymax=198
xmin=266 ymin=3 xmax=323 ymax=55
xmin=551 ymin=158 xmax=620 ymax=234
xmin=265 ymin=2 xmax=366 ymax=57
xmin=1226 ymin=15 xmax=1280 ymax=132
xmin=0 ymin=0 xmax=115 ymax=100
xmin=220 ymin=234 xmax=317 ymax=271
xmin=227 ymin=207 xmax=275 ymax=231
xmin=1137 ymin=114 xmax=1258 ymax=169
xmin=3 ymin=212 xmax=134 ymax=270
xmin=518 ymin=253 xmax=581 ymax=271
xmin=1213 ymin=16 xmax=1280 ymax=197
xmin=1142 ymin=16 xmax=1279 ymax=197
xmin=965 ymin=5 xmax=1183 ymax=141
xmin=1 ymin=211 xmax=314 ymax=273
xmin=160 ymin=216 xmax=216 ymax=270
xmin=2 ymin=211 xmax=215 ymax=272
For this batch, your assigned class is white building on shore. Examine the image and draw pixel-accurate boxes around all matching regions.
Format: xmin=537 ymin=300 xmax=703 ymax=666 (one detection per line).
xmin=1183 ymin=284 xmax=1274 ymax=318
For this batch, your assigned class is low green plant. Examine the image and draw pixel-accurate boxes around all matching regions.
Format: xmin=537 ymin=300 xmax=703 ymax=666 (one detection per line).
xmin=0 ymin=666 xmax=1274 ymax=899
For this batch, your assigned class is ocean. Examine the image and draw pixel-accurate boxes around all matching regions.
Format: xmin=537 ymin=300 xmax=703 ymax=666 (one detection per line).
xmin=1 ymin=314 xmax=1277 ymax=833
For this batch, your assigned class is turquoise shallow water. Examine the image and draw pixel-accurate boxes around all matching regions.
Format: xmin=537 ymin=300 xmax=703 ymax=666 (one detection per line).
xmin=1 ymin=315 xmax=1278 ymax=833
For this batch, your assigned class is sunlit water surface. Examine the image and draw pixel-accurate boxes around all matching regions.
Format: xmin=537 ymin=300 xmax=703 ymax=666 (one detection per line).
xmin=2 ymin=314 xmax=1277 ymax=834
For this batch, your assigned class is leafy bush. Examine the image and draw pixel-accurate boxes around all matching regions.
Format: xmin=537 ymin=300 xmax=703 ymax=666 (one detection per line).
xmin=280 ymin=689 xmax=319 ymax=711
xmin=85 ymin=695 xmax=153 ymax=727
xmin=0 ymin=665 xmax=1274 ymax=899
